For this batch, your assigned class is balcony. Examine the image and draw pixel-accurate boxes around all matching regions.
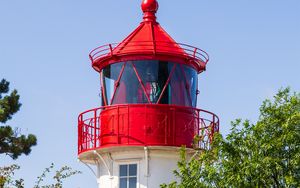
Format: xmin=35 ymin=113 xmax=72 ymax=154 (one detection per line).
xmin=78 ymin=104 xmax=219 ymax=155
xmin=89 ymin=41 xmax=209 ymax=73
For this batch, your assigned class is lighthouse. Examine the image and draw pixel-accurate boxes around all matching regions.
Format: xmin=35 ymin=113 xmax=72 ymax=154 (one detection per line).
xmin=78 ymin=0 xmax=219 ymax=187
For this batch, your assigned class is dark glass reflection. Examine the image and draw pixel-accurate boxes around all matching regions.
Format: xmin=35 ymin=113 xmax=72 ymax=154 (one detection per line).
xmin=133 ymin=61 xmax=163 ymax=103
xmin=120 ymin=165 xmax=128 ymax=176
xmin=184 ymin=66 xmax=198 ymax=107
xmin=129 ymin=164 xmax=137 ymax=176
xmin=119 ymin=164 xmax=137 ymax=188
xmin=119 ymin=178 xmax=127 ymax=188
xmin=102 ymin=63 xmax=124 ymax=105
xmin=101 ymin=60 xmax=198 ymax=107
xmin=113 ymin=63 xmax=147 ymax=104
xmin=129 ymin=177 xmax=137 ymax=188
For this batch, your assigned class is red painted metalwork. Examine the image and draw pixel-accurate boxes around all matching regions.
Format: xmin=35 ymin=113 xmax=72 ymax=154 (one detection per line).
xmin=141 ymin=0 xmax=159 ymax=13
xmin=90 ymin=0 xmax=209 ymax=74
xmin=78 ymin=0 xmax=220 ymax=156
xmin=100 ymin=72 xmax=107 ymax=106
xmin=141 ymin=0 xmax=158 ymax=22
xmin=78 ymin=104 xmax=219 ymax=154
xmin=90 ymin=42 xmax=209 ymax=74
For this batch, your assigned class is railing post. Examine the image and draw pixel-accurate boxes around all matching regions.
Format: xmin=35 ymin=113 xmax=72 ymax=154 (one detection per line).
xmin=127 ymin=105 xmax=130 ymax=144
xmin=172 ymin=107 xmax=176 ymax=146
xmin=212 ymin=115 xmax=215 ymax=140
xmin=86 ymin=124 xmax=88 ymax=151
xmin=144 ymin=105 xmax=147 ymax=145
xmin=98 ymin=114 xmax=101 ymax=148
xmin=89 ymin=54 xmax=93 ymax=61
xmin=199 ymin=110 xmax=202 ymax=149
xmin=165 ymin=107 xmax=168 ymax=145
xmin=193 ymin=48 xmax=197 ymax=59
xmin=197 ymin=109 xmax=200 ymax=149
xmin=78 ymin=116 xmax=81 ymax=154
xmin=94 ymin=110 xmax=97 ymax=149
xmin=109 ymin=44 xmax=113 ymax=56
xmin=117 ymin=106 xmax=120 ymax=144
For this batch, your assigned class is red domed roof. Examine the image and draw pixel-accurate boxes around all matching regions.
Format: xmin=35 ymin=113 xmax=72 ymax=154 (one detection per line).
xmin=90 ymin=0 xmax=209 ymax=73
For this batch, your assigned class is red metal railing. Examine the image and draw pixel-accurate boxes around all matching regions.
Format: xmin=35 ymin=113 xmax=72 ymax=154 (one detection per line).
xmin=89 ymin=41 xmax=209 ymax=68
xmin=78 ymin=104 xmax=219 ymax=154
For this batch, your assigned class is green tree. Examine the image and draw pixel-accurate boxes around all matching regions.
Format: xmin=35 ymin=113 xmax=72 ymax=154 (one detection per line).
xmin=0 ymin=163 xmax=81 ymax=188
xmin=0 ymin=79 xmax=80 ymax=187
xmin=161 ymin=88 xmax=300 ymax=188
xmin=33 ymin=163 xmax=81 ymax=188
xmin=0 ymin=164 xmax=23 ymax=188
xmin=0 ymin=79 xmax=37 ymax=159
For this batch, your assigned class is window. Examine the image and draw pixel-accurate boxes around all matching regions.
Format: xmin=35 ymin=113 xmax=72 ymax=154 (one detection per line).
xmin=119 ymin=164 xmax=137 ymax=188
xmin=133 ymin=61 xmax=161 ymax=103
xmin=183 ymin=65 xmax=198 ymax=107
xmin=113 ymin=63 xmax=147 ymax=104
xmin=102 ymin=63 xmax=124 ymax=105
xmin=101 ymin=60 xmax=198 ymax=107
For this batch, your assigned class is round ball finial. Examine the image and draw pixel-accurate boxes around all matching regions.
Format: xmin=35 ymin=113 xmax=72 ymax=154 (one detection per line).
xmin=141 ymin=0 xmax=159 ymax=13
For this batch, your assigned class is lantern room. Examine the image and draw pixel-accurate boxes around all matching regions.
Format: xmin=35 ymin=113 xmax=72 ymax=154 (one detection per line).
xmin=100 ymin=60 xmax=198 ymax=107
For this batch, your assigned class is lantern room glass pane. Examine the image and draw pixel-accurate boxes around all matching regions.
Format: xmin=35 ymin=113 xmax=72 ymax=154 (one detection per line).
xmin=102 ymin=63 xmax=124 ymax=105
xmin=184 ymin=65 xmax=198 ymax=107
xmin=168 ymin=64 xmax=192 ymax=106
xmin=101 ymin=60 xmax=198 ymax=107
xmin=155 ymin=62 xmax=173 ymax=105
xmin=132 ymin=61 xmax=165 ymax=103
xmin=113 ymin=63 xmax=148 ymax=104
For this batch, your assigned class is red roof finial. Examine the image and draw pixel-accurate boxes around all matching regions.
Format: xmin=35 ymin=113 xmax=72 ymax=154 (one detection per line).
xmin=141 ymin=0 xmax=158 ymax=13
xmin=141 ymin=0 xmax=159 ymax=22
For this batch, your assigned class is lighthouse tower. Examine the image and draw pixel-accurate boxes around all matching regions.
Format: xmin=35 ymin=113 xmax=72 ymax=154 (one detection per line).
xmin=78 ymin=0 xmax=219 ymax=187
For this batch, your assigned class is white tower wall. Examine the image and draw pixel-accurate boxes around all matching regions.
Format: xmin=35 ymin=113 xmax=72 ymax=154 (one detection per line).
xmin=80 ymin=147 xmax=183 ymax=188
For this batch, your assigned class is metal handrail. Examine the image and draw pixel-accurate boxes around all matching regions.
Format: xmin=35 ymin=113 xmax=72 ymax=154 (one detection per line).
xmin=89 ymin=41 xmax=209 ymax=66
xmin=78 ymin=104 xmax=219 ymax=154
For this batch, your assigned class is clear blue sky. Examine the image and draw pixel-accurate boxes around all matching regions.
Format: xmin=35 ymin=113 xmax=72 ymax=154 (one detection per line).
xmin=0 ymin=0 xmax=299 ymax=187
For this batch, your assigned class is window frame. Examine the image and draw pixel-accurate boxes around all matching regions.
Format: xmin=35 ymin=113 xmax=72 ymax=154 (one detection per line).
xmin=118 ymin=162 xmax=139 ymax=188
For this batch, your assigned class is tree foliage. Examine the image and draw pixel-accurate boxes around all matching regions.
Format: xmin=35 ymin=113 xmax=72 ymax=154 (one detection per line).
xmin=161 ymin=88 xmax=300 ymax=188
xmin=0 ymin=79 xmax=37 ymax=159
xmin=0 ymin=79 xmax=80 ymax=187
xmin=33 ymin=163 xmax=81 ymax=188
xmin=0 ymin=164 xmax=81 ymax=188
xmin=0 ymin=164 xmax=23 ymax=188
